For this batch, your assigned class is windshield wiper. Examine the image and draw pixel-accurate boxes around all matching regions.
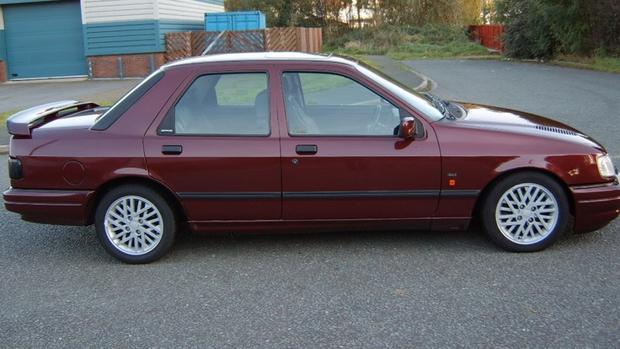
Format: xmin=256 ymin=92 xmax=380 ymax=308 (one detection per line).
xmin=423 ymin=93 xmax=456 ymax=120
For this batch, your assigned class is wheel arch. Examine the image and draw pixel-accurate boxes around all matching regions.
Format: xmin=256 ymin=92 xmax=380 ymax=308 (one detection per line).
xmin=472 ymin=167 xmax=575 ymax=221
xmin=86 ymin=176 xmax=187 ymax=225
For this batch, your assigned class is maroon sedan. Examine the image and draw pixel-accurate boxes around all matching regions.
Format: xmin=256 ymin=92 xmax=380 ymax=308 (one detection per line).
xmin=4 ymin=53 xmax=619 ymax=263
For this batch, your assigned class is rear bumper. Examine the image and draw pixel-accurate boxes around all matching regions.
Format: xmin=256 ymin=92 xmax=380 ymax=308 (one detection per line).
xmin=571 ymin=179 xmax=620 ymax=233
xmin=3 ymin=187 xmax=94 ymax=225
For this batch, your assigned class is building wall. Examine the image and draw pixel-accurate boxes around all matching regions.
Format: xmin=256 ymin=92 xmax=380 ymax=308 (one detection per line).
xmin=81 ymin=0 xmax=155 ymax=23
xmin=0 ymin=5 xmax=5 ymax=59
xmin=158 ymin=0 xmax=223 ymax=22
xmin=0 ymin=5 xmax=5 ymax=82
xmin=0 ymin=0 xmax=223 ymax=80
xmin=80 ymin=0 xmax=223 ymax=78
xmin=82 ymin=0 xmax=223 ymax=56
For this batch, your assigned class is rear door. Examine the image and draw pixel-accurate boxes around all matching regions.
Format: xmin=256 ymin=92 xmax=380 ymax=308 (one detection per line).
xmin=144 ymin=65 xmax=281 ymax=222
xmin=276 ymin=65 xmax=442 ymax=222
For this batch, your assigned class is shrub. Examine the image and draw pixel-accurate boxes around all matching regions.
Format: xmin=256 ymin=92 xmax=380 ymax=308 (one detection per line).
xmin=496 ymin=0 xmax=619 ymax=59
xmin=324 ymin=24 xmax=486 ymax=58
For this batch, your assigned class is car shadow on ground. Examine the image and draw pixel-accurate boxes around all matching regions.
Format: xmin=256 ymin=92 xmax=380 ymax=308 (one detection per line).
xmin=159 ymin=225 xmax=606 ymax=265
xmin=1 ymin=210 xmax=608 ymax=265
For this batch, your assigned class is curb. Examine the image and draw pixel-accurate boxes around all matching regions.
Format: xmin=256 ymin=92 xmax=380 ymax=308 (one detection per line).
xmin=397 ymin=61 xmax=436 ymax=93
xmin=0 ymin=145 xmax=7 ymax=155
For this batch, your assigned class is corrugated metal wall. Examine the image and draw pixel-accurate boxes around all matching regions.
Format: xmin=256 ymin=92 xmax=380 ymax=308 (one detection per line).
xmin=159 ymin=0 xmax=223 ymax=22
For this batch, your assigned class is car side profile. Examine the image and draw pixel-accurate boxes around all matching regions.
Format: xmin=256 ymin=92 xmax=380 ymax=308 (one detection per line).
xmin=4 ymin=52 xmax=619 ymax=263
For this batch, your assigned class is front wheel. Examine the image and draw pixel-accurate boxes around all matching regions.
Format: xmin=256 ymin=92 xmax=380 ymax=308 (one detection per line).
xmin=481 ymin=172 xmax=570 ymax=252
xmin=95 ymin=185 xmax=177 ymax=263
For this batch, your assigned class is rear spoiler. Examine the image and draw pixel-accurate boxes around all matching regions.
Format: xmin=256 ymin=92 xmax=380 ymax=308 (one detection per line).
xmin=6 ymin=100 xmax=100 ymax=136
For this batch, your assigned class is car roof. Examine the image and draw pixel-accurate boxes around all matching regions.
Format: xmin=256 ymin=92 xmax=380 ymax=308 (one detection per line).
xmin=162 ymin=52 xmax=359 ymax=69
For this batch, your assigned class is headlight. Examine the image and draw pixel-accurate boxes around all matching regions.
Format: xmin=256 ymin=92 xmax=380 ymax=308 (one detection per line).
xmin=596 ymin=154 xmax=616 ymax=178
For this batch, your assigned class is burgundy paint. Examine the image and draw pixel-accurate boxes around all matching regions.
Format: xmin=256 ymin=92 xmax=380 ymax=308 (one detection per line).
xmin=3 ymin=56 xmax=619 ymax=236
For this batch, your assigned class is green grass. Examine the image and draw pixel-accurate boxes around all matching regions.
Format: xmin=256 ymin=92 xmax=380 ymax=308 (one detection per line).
xmin=325 ymin=24 xmax=494 ymax=60
xmin=0 ymin=110 xmax=16 ymax=124
xmin=387 ymin=41 xmax=492 ymax=60
xmin=331 ymin=40 xmax=491 ymax=60
xmin=0 ymin=99 xmax=115 ymax=126
xmin=551 ymin=55 xmax=620 ymax=74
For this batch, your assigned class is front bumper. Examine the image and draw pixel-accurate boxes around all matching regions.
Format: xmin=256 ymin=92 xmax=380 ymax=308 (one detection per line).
xmin=3 ymin=187 xmax=95 ymax=225
xmin=570 ymin=177 xmax=620 ymax=233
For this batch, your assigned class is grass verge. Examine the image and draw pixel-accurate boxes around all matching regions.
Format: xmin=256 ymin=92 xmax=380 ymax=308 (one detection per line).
xmin=0 ymin=110 xmax=17 ymax=124
xmin=325 ymin=24 xmax=494 ymax=60
xmin=550 ymin=55 xmax=620 ymax=74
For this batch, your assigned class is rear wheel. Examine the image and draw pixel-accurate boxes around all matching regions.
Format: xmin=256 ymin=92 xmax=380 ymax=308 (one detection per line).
xmin=481 ymin=172 xmax=570 ymax=252
xmin=95 ymin=185 xmax=177 ymax=263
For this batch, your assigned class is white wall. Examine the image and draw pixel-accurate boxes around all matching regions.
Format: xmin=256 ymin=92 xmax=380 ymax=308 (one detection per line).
xmin=0 ymin=6 xmax=4 ymax=30
xmin=81 ymin=0 xmax=224 ymax=24
xmin=157 ymin=0 xmax=223 ymax=22
xmin=82 ymin=0 xmax=157 ymax=24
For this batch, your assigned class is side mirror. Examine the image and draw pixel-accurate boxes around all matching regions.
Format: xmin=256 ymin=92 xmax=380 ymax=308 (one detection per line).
xmin=398 ymin=117 xmax=416 ymax=140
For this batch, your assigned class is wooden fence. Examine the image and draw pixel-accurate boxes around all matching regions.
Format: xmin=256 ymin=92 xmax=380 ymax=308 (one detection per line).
xmin=469 ymin=25 xmax=504 ymax=52
xmin=165 ymin=27 xmax=322 ymax=62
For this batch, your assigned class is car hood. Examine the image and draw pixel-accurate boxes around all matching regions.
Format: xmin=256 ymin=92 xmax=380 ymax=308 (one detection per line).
xmin=448 ymin=102 xmax=604 ymax=150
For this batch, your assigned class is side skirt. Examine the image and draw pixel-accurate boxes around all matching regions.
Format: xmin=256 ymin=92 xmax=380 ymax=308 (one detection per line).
xmin=188 ymin=217 xmax=471 ymax=234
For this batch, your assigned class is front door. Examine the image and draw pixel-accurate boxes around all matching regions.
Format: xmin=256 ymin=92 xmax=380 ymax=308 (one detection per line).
xmin=144 ymin=69 xmax=281 ymax=222
xmin=277 ymin=69 xmax=441 ymax=221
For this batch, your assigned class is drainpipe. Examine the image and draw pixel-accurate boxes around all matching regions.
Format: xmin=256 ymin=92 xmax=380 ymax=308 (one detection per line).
xmin=117 ymin=56 xmax=124 ymax=80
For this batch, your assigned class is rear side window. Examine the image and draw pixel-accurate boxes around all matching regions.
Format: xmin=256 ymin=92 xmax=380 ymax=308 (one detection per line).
xmin=166 ymin=73 xmax=269 ymax=136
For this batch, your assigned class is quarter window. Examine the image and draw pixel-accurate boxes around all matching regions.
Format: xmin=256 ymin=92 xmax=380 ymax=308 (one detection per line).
xmin=282 ymin=72 xmax=401 ymax=136
xmin=172 ymin=73 xmax=269 ymax=135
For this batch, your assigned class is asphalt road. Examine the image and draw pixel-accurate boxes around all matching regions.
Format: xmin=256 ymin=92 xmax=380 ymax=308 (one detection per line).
xmin=1 ymin=61 xmax=619 ymax=348
xmin=0 ymin=79 xmax=140 ymax=113
xmin=405 ymin=59 xmax=620 ymax=156
xmin=0 ymin=79 xmax=140 ymax=146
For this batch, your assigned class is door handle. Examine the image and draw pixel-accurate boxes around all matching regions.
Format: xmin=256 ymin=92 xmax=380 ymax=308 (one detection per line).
xmin=162 ymin=145 xmax=183 ymax=155
xmin=296 ymin=144 xmax=318 ymax=155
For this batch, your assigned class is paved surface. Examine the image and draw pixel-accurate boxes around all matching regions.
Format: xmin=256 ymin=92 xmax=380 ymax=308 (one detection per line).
xmin=0 ymin=79 xmax=140 ymax=113
xmin=1 ymin=61 xmax=619 ymax=348
xmin=0 ymin=79 xmax=140 ymax=146
xmin=365 ymin=55 xmax=425 ymax=90
xmin=406 ymin=59 xmax=620 ymax=156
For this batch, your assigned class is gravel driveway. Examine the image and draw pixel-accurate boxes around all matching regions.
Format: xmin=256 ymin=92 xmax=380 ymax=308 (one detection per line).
xmin=1 ymin=61 xmax=618 ymax=348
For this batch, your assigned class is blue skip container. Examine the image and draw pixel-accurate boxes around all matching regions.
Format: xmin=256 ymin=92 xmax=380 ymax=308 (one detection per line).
xmin=205 ymin=11 xmax=267 ymax=31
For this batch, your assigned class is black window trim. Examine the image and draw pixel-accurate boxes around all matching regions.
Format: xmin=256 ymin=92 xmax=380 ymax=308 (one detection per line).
xmin=280 ymin=70 xmax=425 ymax=139
xmin=157 ymin=71 xmax=272 ymax=138
xmin=92 ymin=71 xmax=165 ymax=131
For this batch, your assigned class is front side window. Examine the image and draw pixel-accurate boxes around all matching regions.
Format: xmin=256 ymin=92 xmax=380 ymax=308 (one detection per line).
xmin=172 ymin=73 xmax=269 ymax=135
xmin=282 ymin=72 xmax=401 ymax=136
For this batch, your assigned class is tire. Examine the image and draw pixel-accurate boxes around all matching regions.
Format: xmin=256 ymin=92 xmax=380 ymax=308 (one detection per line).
xmin=95 ymin=184 xmax=177 ymax=263
xmin=481 ymin=172 xmax=570 ymax=252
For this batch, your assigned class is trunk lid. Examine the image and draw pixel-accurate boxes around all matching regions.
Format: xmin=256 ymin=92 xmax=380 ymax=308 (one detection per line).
xmin=6 ymin=100 xmax=101 ymax=136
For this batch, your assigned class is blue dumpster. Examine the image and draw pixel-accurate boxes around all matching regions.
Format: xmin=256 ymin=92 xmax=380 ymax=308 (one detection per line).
xmin=205 ymin=11 xmax=267 ymax=31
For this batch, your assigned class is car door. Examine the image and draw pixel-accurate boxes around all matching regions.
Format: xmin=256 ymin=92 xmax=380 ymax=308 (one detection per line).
xmin=276 ymin=65 xmax=441 ymax=222
xmin=144 ymin=66 xmax=281 ymax=222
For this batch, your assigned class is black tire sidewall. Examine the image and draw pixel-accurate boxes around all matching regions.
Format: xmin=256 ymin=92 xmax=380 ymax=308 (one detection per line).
xmin=482 ymin=172 xmax=570 ymax=252
xmin=95 ymin=185 xmax=177 ymax=263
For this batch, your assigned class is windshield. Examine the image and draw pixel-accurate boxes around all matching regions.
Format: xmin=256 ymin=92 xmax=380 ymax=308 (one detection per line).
xmin=354 ymin=61 xmax=444 ymax=121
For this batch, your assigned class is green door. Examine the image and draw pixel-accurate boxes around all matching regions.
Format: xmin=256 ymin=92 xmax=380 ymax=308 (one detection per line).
xmin=4 ymin=0 xmax=87 ymax=79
